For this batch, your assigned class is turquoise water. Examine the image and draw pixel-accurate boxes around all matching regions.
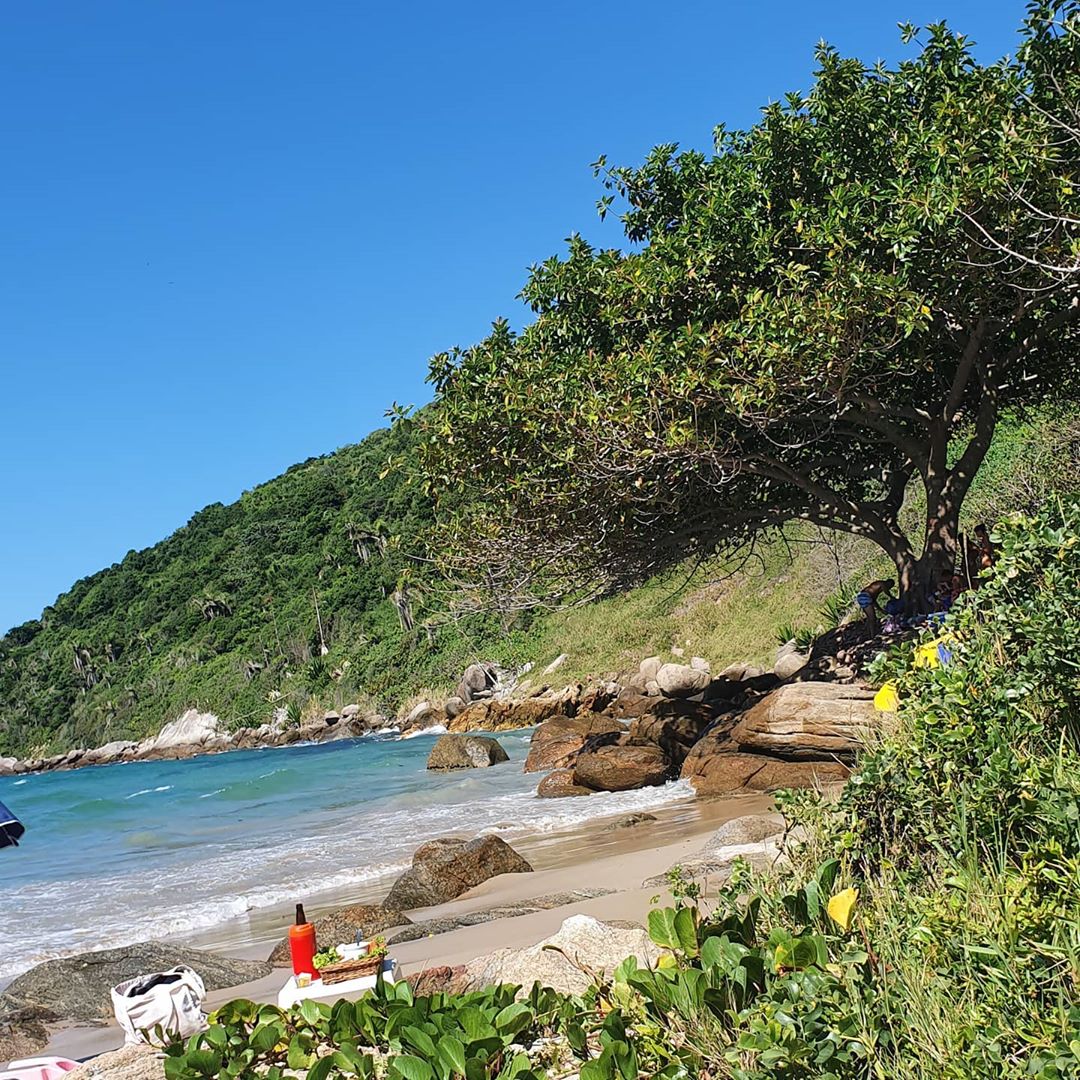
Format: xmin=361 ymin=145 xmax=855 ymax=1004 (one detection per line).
xmin=0 ymin=731 xmax=690 ymax=979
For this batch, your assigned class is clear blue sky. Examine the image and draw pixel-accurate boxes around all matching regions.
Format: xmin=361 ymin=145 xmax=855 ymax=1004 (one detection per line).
xmin=1 ymin=0 xmax=1023 ymax=632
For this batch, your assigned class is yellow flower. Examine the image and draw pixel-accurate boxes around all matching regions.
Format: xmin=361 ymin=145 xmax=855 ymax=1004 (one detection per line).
xmin=874 ymin=681 xmax=900 ymax=712
xmin=827 ymin=887 xmax=859 ymax=932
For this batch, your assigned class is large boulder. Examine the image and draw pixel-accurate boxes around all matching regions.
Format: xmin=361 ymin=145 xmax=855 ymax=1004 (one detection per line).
xmin=456 ymin=662 xmax=498 ymax=705
xmin=680 ymin=736 xmax=848 ymax=796
xmin=702 ymin=813 xmax=786 ymax=852
xmin=0 ymin=756 xmax=18 ymax=776
xmin=655 ymin=663 xmax=711 ymax=698
xmin=774 ymin=647 xmax=809 ymax=680
xmin=572 ymin=743 xmax=671 ymax=793
xmin=639 ymin=656 xmax=664 ymax=683
xmin=733 ymin=682 xmax=876 ymax=760
xmin=268 ymin=904 xmax=410 ymax=965
xmin=384 ymin=836 xmax=533 ymax=910
xmin=427 ymin=734 xmax=509 ymax=771
xmin=536 ymin=769 xmax=594 ymax=798
xmin=523 ymin=715 xmax=625 ymax=774
xmin=0 ymin=1004 xmax=51 ymax=1064
xmin=137 ymin=710 xmax=224 ymax=758
xmin=464 ymin=915 xmax=660 ymax=996
xmin=0 ymin=943 xmax=270 ymax=1024
xmin=627 ymin=699 xmax=716 ymax=769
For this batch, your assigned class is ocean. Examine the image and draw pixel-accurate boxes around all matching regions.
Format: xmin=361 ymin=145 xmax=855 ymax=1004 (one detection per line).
xmin=0 ymin=730 xmax=692 ymax=981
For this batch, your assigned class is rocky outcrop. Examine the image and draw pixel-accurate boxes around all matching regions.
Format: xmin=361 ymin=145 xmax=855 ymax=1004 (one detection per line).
xmin=456 ymin=662 xmax=499 ymax=705
xmin=655 ymin=663 xmax=711 ymax=698
xmin=399 ymin=701 xmax=444 ymax=736
xmin=732 ymin=682 xmax=876 ymax=760
xmin=447 ymin=694 xmax=575 ymax=734
xmin=463 ymin=915 xmax=661 ymax=996
xmin=0 ymin=943 xmax=270 ymax=1025
xmin=136 ymin=709 xmax=225 ymax=758
xmin=572 ymin=743 xmax=671 ymax=793
xmin=383 ymin=836 xmax=533 ymax=910
xmin=426 ymin=734 xmax=509 ymax=771
xmin=536 ymin=769 xmax=594 ymax=798
xmin=627 ymin=699 xmax=715 ymax=769
xmin=268 ymin=904 xmax=410 ymax=965
xmin=680 ymin=738 xmax=848 ymax=796
xmin=523 ymin=715 xmax=625 ymax=773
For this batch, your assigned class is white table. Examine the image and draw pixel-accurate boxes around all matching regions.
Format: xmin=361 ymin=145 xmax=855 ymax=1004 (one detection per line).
xmin=277 ymin=959 xmax=400 ymax=1008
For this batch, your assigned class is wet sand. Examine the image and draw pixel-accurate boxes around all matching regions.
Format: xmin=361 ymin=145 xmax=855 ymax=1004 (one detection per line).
xmin=42 ymin=790 xmax=772 ymax=1062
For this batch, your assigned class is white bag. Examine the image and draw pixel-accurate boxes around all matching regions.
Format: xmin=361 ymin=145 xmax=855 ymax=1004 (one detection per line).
xmin=110 ymin=965 xmax=208 ymax=1046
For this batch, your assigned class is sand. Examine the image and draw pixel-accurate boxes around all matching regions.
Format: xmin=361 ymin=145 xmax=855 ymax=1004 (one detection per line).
xmin=39 ymin=789 xmax=773 ymax=1063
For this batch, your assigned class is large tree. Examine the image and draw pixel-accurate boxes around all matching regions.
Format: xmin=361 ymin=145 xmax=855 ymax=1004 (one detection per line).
xmin=419 ymin=7 xmax=1080 ymax=612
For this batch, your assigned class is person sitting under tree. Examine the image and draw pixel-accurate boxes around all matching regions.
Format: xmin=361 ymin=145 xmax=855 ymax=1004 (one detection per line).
xmin=855 ymin=578 xmax=894 ymax=636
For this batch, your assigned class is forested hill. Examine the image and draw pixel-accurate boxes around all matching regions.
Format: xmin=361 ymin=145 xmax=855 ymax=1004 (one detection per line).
xmin=0 ymin=421 xmax=473 ymax=757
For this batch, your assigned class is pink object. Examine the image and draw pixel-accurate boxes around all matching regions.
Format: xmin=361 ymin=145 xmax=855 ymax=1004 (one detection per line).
xmin=0 ymin=1057 xmax=79 ymax=1080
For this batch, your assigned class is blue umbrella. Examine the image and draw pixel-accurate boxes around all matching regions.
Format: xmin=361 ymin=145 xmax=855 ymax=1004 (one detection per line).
xmin=0 ymin=800 xmax=24 ymax=848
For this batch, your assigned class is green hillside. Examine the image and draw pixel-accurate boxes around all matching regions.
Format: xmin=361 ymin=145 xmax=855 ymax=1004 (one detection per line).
xmin=2 ymin=402 xmax=1076 ymax=759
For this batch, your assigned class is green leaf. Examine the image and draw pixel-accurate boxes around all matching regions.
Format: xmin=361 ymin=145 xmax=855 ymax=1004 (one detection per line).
xmin=437 ymin=1035 xmax=467 ymax=1077
xmin=390 ymin=1055 xmax=437 ymax=1080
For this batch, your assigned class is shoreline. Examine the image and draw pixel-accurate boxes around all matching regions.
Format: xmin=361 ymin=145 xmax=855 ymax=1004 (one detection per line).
xmin=38 ymin=789 xmax=772 ymax=1063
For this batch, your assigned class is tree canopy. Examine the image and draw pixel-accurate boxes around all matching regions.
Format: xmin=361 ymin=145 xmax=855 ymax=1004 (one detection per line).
xmin=421 ymin=4 xmax=1080 ymax=610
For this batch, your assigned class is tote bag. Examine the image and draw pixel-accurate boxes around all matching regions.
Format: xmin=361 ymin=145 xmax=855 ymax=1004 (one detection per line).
xmin=110 ymin=965 xmax=207 ymax=1046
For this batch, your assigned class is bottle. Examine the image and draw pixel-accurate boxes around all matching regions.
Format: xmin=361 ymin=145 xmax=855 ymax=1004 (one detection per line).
xmin=288 ymin=903 xmax=320 ymax=981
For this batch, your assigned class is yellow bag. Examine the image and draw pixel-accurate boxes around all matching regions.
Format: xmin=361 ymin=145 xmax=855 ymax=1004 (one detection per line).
xmin=874 ymin=681 xmax=900 ymax=712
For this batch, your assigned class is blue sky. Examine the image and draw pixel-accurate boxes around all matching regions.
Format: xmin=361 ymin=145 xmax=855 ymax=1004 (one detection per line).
xmin=1 ymin=0 xmax=1022 ymax=632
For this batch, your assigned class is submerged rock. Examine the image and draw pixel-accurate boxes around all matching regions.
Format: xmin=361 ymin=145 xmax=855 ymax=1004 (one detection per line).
xmin=383 ymin=836 xmax=533 ymax=910
xmin=426 ymin=734 xmax=509 ymax=771
xmin=536 ymin=769 xmax=594 ymax=798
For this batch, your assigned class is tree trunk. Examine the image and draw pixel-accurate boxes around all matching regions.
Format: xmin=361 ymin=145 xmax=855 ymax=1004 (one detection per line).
xmin=892 ymin=508 xmax=960 ymax=614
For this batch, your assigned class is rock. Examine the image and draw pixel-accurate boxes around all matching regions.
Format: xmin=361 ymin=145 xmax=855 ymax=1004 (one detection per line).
xmin=733 ymin=682 xmax=877 ymax=760
xmin=602 ymin=692 xmax=656 ymax=721
xmin=0 ymin=944 xmax=270 ymax=1024
xmin=644 ymin=679 xmax=660 ymax=696
xmin=322 ymin=711 xmax=341 ymax=726
xmin=680 ymin=733 xmax=849 ymax=795
xmin=388 ymin=890 xmax=613 ymax=945
xmin=642 ymin=839 xmax=782 ymax=890
xmin=140 ymin=709 xmax=224 ymax=756
xmin=536 ymin=769 xmax=594 ymax=798
xmin=447 ymin=695 xmax=575 ymax=734
xmin=655 ymin=663 xmax=711 ymax=698
xmin=464 ymin=915 xmax=661 ymax=996
xmin=690 ymin=656 xmax=710 ymax=672
xmin=383 ymin=836 xmax=533 ymax=910
xmin=719 ymin=661 xmax=756 ymax=681
xmin=402 ymin=700 xmax=440 ymax=731
xmin=572 ymin=743 xmax=671 ymax=792
xmin=405 ymin=965 xmax=471 ymax=997
xmin=0 ymin=756 xmax=17 ymax=776
xmin=577 ymin=681 xmax=620 ymax=715
xmin=639 ymin=656 xmax=663 ymax=682
xmin=627 ymin=699 xmax=716 ymax=769
xmin=604 ymin=813 xmax=657 ymax=830
xmin=523 ymin=715 xmax=625 ymax=773
xmin=444 ymin=696 xmax=466 ymax=720
xmin=341 ymin=703 xmax=361 ymax=718
xmin=456 ymin=662 xmax=498 ymax=705
xmin=0 ymin=1004 xmax=51 ymax=1064
xmin=542 ymin=653 xmax=569 ymax=676
xmin=268 ymin=904 xmax=410 ymax=965
xmin=426 ymin=734 xmax=509 ymax=771
xmin=702 ymin=813 xmax=786 ymax=852
xmin=774 ymin=649 xmax=809 ymax=680
xmin=67 ymin=1044 xmax=166 ymax=1080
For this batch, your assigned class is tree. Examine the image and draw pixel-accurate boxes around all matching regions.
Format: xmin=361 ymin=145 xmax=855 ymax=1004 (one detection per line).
xmin=420 ymin=8 xmax=1080 ymax=611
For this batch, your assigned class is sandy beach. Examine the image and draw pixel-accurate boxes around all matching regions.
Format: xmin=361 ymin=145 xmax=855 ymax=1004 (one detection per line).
xmin=41 ymin=790 xmax=772 ymax=1062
